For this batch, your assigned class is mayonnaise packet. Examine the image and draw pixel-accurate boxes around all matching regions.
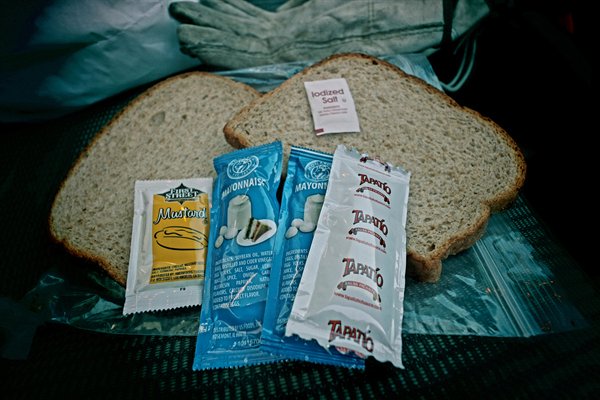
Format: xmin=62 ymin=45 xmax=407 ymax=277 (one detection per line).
xmin=262 ymin=146 xmax=365 ymax=369
xmin=193 ymin=141 xmax=286 ymax=370
xmin=124 ymin=178 xmax=212 ymax=315
xmin=285 ymin=144 xmax=410 ymax=368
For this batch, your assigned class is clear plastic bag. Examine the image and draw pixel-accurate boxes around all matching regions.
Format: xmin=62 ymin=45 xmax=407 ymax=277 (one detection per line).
xmin=15 ymin=56 xmax=587 ymax=340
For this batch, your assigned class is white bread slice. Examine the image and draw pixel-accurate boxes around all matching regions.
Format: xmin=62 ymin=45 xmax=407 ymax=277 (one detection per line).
xmin=49 ymin=72 xmax=261 ymax=286
xmin=224 ymin=53 xmax=526 ymax=282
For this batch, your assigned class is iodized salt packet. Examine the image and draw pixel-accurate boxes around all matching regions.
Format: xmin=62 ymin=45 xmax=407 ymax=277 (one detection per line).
xmin=285 ymin=144 xmax=411 ymax=368
xmin=193 ymin=141 xmax=286 ymax=370
xmin=261 ymin=146 xmax=365 ymax=369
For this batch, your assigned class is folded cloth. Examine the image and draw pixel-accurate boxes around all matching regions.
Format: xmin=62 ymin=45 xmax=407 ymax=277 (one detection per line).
xmin=169 ymin=0 xmax=489 ymax=69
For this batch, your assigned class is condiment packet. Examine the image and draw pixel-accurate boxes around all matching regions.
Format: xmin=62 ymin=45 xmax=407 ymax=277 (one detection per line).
xmin=124 ymin=178 xmax=212 ymax=315
xmin=193 ymin=141 xmax=286 ymax=370
xmin=261 ymin=146 xmax=365 ymax=369
xmin=285 ymin=144 xmax=411 ymax=368
xmin=303 ymin=78 xmax=360 ymax=135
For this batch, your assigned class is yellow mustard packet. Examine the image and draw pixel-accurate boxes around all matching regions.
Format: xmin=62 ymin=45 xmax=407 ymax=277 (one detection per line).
xmin=124 ymin=178 xmax=212 ymax=315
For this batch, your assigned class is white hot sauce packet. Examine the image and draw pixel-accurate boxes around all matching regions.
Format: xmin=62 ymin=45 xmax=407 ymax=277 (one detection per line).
xmin=285 ymin=145 xmax=410 ymax=368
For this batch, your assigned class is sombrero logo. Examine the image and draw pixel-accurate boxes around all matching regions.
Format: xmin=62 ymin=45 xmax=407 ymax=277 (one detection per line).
xmin=227 ymin=156 xmax=259 ymax=179
xmin=305 ymin=160 xmax=330 ymax=182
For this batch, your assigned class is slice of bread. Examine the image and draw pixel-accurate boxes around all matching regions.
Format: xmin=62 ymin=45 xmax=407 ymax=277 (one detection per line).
xmin=49 ymin=72 xmax=261 ymax=286
xmin=224 ymin=53 xmax=526 ymax=282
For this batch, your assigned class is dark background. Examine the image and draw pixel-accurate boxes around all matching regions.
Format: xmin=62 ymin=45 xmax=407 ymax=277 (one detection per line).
xmin=430 ymin=0 xmax=594 ymax=277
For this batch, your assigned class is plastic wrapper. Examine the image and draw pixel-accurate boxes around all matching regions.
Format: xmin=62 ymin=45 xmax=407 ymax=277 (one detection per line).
xmin=12 ymin=55 xmax=587 ymax=343
xmin=17 ymin=196 xmax=587 ymax=340
xmin=217 ymin=54 xmax=444 ymax=93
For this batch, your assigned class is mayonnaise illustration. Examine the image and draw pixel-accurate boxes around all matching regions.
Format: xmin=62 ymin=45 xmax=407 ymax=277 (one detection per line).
xmin=226 ymin=194 xmax=251 ymax=236
xmin=303 ymin=194 xmax=324 ymax=225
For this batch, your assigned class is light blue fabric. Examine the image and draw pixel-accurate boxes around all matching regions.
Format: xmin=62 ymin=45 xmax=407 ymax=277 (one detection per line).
xmin=1 ymin=0 xmax=485 ymax=122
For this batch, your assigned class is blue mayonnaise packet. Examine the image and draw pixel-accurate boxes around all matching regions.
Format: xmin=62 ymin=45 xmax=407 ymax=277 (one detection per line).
xmin=193 ymin=141 xmax=286 ymax=370
xmin=261 ymin=146 xmax=365 ymax=369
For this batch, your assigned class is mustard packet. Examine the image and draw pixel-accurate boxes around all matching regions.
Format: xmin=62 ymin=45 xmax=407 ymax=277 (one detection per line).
xmin=123 ymin=178 xmax=212 ymax=315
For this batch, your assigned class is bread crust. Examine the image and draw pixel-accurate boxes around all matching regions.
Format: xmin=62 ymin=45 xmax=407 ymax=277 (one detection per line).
xmin=224 ymin=52 xmax=526 ymax=282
